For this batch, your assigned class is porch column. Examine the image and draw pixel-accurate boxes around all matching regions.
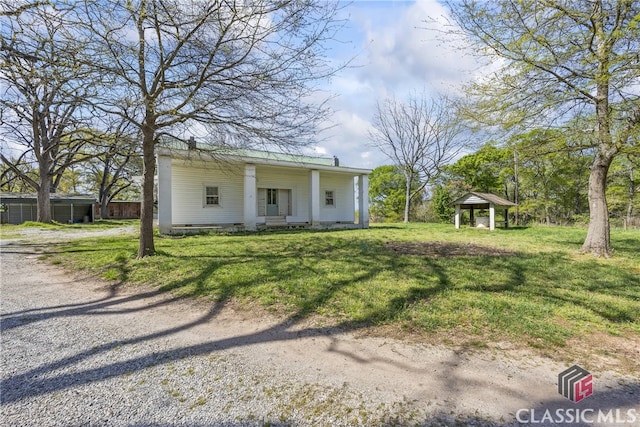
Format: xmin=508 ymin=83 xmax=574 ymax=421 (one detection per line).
xmin=454 ymin=205 xmax=460 ymax=229
xmin=489 ymin=203 xmax=496 ymax=231
xmin=244 ymin=164 xmax=257 ymax=231
xmin=309 ymin=169 xmax=320 ymax=226
xmin=358 ymin=174 xmax=369 ymax=228
xmin=157 ymin=154 xmax=172 ymax=234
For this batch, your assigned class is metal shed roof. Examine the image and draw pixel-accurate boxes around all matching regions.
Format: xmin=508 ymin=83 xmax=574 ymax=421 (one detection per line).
xmin=0 ymin=192 xmax=96 ymax=204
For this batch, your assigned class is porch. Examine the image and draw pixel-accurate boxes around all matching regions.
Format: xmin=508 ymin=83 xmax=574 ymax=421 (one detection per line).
xmin=156 ymin=148 xmax=370 ymax=234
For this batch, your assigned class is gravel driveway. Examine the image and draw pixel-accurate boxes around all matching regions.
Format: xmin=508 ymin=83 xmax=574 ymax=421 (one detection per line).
xmin=1 ymin=234 xmax=638 ymax=426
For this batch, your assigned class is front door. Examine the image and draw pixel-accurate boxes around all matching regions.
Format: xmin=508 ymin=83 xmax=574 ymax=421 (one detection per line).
xmin=266 ymin=188 xmax=279 ymax=216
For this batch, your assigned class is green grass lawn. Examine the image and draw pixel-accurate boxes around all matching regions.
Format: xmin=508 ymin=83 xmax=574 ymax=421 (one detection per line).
xmin=0 ymin=219 xmax=138 ymax=233
xmin=38 ymin=223 xmax=640 ymax=370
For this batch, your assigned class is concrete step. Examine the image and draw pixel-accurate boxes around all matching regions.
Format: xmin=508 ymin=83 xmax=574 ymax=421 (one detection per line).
xmin=265 ymin=216 xmax=287 ymax=226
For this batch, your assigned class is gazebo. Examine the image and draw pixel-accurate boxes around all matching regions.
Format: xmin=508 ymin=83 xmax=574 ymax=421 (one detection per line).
xmin=452 ymin=192 xmax=517 ymax=231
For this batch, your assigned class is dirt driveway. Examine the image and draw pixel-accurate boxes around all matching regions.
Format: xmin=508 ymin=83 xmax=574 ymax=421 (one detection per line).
xmin=1 ymin=232 xmax=638 ymax=426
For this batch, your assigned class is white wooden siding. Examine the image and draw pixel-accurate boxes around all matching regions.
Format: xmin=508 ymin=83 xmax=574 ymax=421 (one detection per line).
xmin=171 ymin=160 xmax=357 ymax=225
xmin=319 ymin=172 xmax=355 ymax=222
xmin=171 ymin=161 xmax=244 ymax=225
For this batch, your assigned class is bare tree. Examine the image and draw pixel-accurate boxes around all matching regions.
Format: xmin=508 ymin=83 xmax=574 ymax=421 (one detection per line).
xmin=79 ymin=0 xmax=344 ymax=257
xmin=0 ymin=155 xmax=37 ymax=192
xmin=370 ymin=93 xmax=465 ymax=223
xmin=88 ymin=129 xmax=142 ymax=219
xmin=443 ymin=0 xmax=640 ymax=256
xmin=0 ymin=3 xmax=98 ymax=222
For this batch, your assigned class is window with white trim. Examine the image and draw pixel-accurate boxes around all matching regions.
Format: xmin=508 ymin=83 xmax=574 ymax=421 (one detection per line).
xmin=324 ymin=190 xmax=335 ymax=207
xmin=204 ymin=186 xmax=220 ymax=206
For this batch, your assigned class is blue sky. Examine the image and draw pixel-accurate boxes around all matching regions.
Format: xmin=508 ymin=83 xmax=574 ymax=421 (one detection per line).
xmin=1 ymin=1 xmax=482 ymax=173
xmin=307 ymin=0 xmax=481 ymax=169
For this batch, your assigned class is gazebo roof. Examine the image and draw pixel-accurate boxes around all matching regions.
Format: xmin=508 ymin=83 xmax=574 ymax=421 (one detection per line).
xmin=451 ymin=192 xmax=517 ymax=208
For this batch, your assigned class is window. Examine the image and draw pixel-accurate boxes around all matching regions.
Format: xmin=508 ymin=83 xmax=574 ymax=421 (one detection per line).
xmin=325 ymin=190 xmax=335 ymax=207
xmin=204 ymin=186 xmax=220 ymax=206
xmin=267 ymin=188 xmax=277 ymax=205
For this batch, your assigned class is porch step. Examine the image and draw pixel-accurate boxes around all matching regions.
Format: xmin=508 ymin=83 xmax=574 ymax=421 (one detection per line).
xmin=265 ymin=216 xmax=287 ymax=226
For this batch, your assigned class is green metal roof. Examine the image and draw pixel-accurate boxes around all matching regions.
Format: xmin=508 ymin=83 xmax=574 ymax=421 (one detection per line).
xmin=158 ymin=138 xmax=335 ymax=166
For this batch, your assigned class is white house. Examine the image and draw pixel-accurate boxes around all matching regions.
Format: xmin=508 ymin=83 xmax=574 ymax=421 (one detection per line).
xmin=157 ymin=145 xmax=371 ymax=234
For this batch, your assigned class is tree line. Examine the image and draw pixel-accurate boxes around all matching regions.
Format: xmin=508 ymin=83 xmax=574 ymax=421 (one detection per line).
xmin=370 ymin=132 xmax=639 ymax=229
xmin=370 ymin=1 xmax=639 ymax=257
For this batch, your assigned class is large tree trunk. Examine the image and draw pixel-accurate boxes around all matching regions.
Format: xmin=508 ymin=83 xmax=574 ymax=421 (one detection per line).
xmin=582 ymin=10 xmax=615 ymax=257
xmin=138 ymin=128 xmax=156 ymax=258
xmin=100 ymin=193 xmax=110 ymax=219
xmin=581 ymin=153 xmax=613 ymax=257
xmin=99 ymin=157 xmax=111 ymax=219
xmin=36 ymin=163 xmax=52 ymax=223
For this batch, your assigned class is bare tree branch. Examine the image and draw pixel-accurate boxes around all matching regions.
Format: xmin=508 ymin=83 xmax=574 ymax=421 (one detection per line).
xmin=79 ymin=0 xmax=346 ymax=257
xmin=0 ymin=3 xmax=101 ymax=221
xmin=370 ymin=92 xmax=465 ymax=223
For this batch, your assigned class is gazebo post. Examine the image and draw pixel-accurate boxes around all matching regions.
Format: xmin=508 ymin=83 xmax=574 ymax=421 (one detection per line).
xmin=469 ymin=208 xmax=475 ymax=228
xmin=489 ymin=203 xmax=495 ymax=231
xmin=504 ymin=209 xmax=509 ymax=228
xmin=454 ymin=205 xmax=460 ymax=229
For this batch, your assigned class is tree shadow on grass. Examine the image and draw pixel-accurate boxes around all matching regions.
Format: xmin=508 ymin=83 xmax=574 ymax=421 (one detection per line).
xmin=0 ymin=241 xmax=100 ymax=254
xmin=610 ymin=235 xmax=640 ymax=260
xmin=347 ymin=246 xmax=639 ymax=349
xmin=1 ymin=236 xmax=639 ymax=417
xmin=495 ymin=226 xmax=530 ymax=231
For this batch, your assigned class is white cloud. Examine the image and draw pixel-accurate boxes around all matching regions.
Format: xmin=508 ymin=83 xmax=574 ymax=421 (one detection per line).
xmin=315 ymin=108 xmax=389 ymax=169
xmin=318 ymin=1 xmax=479 ymax=170
xmin=313 ymin=146 xmax=328 ymax=155
xmin=350 ymin=0 xmax=478 ymax=97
